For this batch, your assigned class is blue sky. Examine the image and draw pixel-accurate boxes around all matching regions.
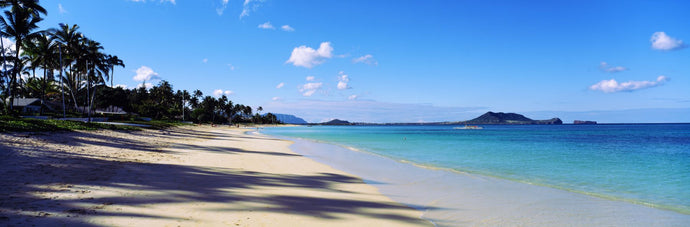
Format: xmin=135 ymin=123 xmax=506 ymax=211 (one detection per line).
xmin=39 ymin=0 xmax=689 ymax=123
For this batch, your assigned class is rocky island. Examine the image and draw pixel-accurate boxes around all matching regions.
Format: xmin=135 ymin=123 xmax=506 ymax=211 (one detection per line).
xmin=318 ymin=119 xmax=353 ymax=125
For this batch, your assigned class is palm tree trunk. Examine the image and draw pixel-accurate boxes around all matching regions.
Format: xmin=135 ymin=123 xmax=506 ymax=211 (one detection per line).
xmin=68 ymin=64 xmax=79 ymax=111
xmin=0 ymin=36 xmax=6 ymax=112
xmin=10 ymin=38 xmax=22 ymax=112
xmin=8 ymin=72 xmax=13 ymax=111
xmin=59 ymin=45 xmax=65 ymax=118
xmin=86 ymin=61 xmax=91 ymax=123
xmin=89 ymin=75 xmax=97 ymax=117
xmin=68 ymin=85 xmax=78 ymax=111
xmin=40 ymin=65 xmax=45 ymax=115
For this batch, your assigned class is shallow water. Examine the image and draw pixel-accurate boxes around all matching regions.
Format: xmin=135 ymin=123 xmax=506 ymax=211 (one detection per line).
xmin=262 ymin=124 xmax=690 ymax=217
xmin=271 ymin=136 xmax=688 ymax=226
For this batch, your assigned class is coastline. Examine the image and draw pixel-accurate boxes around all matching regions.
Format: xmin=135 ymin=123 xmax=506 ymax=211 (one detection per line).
xmin=264 ymin=131 xmax=690 ymax=226
xmin=0 ymin=126 xmax=432 ymax=226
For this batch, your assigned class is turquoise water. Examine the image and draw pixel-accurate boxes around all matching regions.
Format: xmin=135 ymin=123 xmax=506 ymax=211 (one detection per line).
xmin=263 ymin=124 xmax=690 ymax=214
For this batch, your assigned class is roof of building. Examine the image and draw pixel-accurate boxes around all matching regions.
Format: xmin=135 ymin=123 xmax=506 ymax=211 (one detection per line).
xmin=12 ymin=98 xmax=41 ymax=107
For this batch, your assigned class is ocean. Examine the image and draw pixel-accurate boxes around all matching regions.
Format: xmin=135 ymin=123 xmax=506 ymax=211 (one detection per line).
xmin=262 ymin=124 xmax=690 ymax=219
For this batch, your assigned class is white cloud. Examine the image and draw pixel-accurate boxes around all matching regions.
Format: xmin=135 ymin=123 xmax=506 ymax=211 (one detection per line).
xmin=281 ymin=25 xmax=295 ymax=32
xmin=272 ymin=97 xmax=281 ymax=101
xmin=258 ymin=22 xmax=275 ymax=30
xmin=213 ymin=89 xmax=223 ymax=97
xmin=241 ymin=0 xmax=264 ymax=19
xmin=213 ymin=89 xmax=235 ymax=97
xmin=337 ymin=81 xmax=348 ymax=90
xmin=348 ymin=95 xmax=358 ymax=100
xmin=590 ymin=76 xmax=669 ymax=93
xmin=115 ymin=84 xmax=128 ymax=89
xmin=133 ymin=66 xmax=161 ymax=82
xmin=302 ymin=90 xmax=317 ymax=97
xmin=651 ymin=32 xmax=685 ymax=51
xmin=58 ymin=4 xmax=67 ymax=14
xmin=202 ymin=58 xmax=208 ymax=63
xmin=286 ymin=42 xmax=334 ymax=68
xmin=301 ymin=83 xmax=323 ymax=91
xmin=276 ymin=82 xmax=285 ymax=89
xmin=217 ymin=0 xmax=229 ymax=15
xmin=1 ymin=37 xmax=16 ymax=54
xmin=306 ymin=76 xmax=315 ymax=81
xmin=300 ymin=82 xmax=323 ymax=97
xmin=353 ymin=54 xmax=378 ymax=65
xmin=227 ymin=64 xmax=235 ymax=70
xmin=337 ymin=71 xmax=350 ymax=90
xmin=599 ymin=62 xmax=627 ymax=73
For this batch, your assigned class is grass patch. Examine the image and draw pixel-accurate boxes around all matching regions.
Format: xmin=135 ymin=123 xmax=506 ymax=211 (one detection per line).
xmin=0 ymin=116 xmax=140 ymax=132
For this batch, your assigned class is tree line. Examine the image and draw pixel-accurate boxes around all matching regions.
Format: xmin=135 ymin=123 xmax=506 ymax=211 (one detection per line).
xmin=97 ymin=81 xmax=278 ymax=124
xmin=0 ymin=0 xmax=278 ymax=124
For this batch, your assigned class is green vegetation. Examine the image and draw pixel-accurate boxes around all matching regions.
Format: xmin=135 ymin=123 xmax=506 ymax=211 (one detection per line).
xmin=0 ymin=115 xmax=138 ymax=132
xmin=93 ymin=80 xmax=279 ymax=125
xmin=0 ymin=1 xmax=280 ymax=132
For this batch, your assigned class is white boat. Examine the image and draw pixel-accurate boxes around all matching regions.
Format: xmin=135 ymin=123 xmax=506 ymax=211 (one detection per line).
xmin=453 ymin=125 xmax=483 ymax=130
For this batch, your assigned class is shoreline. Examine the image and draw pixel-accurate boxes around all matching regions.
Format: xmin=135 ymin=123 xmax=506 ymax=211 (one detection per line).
xmin=262 ymin=131 xmax=690 ymax=226
xmin=0 ymin=126 xmax=432 ymax=226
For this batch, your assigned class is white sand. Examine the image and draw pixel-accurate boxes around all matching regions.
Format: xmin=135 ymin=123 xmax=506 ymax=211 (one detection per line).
xmin=0 ymin=126 xmax=431 ymax=226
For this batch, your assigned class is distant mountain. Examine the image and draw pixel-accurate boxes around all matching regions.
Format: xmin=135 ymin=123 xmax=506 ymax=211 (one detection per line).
xmin=458 ymin=112 xmax=562 ymax=125
xmin=320 ymin=119 xmax=352 ymax=125
xmin=273 ymin=114 xmax=308 ymax=124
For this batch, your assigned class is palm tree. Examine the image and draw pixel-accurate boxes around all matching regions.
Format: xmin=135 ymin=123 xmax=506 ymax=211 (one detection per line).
xmin=21 ymin=75 xmax=54 ymax=99
xmin=52 ymin=24 xmax=105 ymax=116
xmin=0 ymin=0 xmax=47 ymax=17
xmin=23 ymin=30 xmax=55 ymax=114
xmin=82 ymin=38 xmax=107 ymax=118
xmin=51 ymin=23 xmax=80 ymax=67
xmin=60 ymin=70 xmax=81 ymax=110
xmin=51 ymin=23 xmax=81 ymax=112
xmin=70 ymin=37 xmax=105 ymax=121
xmin=190 ymin=89 xmax=202 ymax=108
xmin=0 ymin=46 xmax=17 ymax=102
xmin=179 ymin=89 xmax=190 ymax=121
xmin=0 ymin=0 xmax=45 ymax=108
xmin=0 ymin=5 xmax=41 ymax=111
xmin=243 ymin=105 xmax=252 ymax=119
xmin=105 ymin=54 xmax=124 ymax=88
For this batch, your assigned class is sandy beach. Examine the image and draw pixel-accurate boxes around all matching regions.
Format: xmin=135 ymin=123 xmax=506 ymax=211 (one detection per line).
xmin=0 ymin=126 xmax=431 ymax=226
